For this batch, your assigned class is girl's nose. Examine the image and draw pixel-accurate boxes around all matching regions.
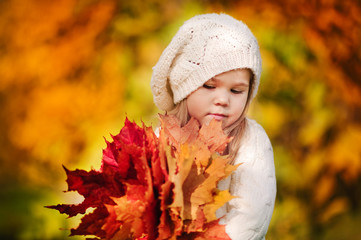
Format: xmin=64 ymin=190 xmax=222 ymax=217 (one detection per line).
xmin=214 ymin=90 xmax=230 ymax=106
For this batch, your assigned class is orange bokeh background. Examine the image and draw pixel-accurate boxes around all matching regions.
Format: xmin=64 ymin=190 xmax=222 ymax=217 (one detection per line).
xmin=0 ymin=0 xmax=360 ymax=239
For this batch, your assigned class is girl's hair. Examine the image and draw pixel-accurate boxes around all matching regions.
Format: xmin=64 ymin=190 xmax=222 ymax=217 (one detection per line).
xmin=168 ymin=69 xmax=255 ymax=162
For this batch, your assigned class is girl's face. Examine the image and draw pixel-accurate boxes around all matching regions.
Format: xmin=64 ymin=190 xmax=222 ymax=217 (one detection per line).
xmin=186 ymin=69 xmax=251 ymax=128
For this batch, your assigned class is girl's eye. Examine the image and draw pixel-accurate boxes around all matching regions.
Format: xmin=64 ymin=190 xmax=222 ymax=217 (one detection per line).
xmin=231 ymin=89 xmax=244 ymax=94
xmin=203 ymin=84 xmax=215 ymax=89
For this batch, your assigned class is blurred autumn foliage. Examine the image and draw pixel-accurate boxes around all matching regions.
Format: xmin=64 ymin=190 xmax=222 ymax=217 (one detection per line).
xmin=0 ymin=0 xmax=360 ymax=239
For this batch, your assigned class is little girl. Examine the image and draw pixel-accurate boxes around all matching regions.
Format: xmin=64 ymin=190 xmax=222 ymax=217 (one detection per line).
xmin=151 ymin=13 xmax=276 ymax=240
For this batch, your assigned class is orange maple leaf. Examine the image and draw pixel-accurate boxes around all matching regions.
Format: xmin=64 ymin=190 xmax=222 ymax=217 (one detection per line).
xmin=47 ymin=115 xmax=236 ymax=240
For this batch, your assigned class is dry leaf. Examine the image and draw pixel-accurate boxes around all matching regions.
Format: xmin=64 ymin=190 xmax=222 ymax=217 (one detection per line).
xmin=47 ymin=115 xmax=236 ymax=239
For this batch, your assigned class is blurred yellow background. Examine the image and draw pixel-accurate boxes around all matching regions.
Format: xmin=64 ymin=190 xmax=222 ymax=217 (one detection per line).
xmin=1 ymin=0 xmax=360 ymax=239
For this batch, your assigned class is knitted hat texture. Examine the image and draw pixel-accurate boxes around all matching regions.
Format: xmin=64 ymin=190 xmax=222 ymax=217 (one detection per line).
xmin=151 ymin=13 xmax=262 ymax=111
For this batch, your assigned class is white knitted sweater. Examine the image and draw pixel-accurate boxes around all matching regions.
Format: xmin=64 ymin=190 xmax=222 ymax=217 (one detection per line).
xmin=216 ymin=118 xmax=276 ymax=240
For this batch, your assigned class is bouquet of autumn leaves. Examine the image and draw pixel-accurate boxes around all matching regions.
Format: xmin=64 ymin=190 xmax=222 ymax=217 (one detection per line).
xmin=48 ymin=115 xmax=239 ymax=239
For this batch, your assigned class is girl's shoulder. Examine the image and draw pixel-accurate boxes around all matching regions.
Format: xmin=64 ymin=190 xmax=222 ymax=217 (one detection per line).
xmin=243 ymin=117 xmax=272 ymax=146
xmin=235 ymin=118 xmax=274 ymax=164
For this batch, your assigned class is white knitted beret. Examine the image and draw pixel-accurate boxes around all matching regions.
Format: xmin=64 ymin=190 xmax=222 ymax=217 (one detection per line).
xmin=151 ymin=13 xmax=262 ymax=111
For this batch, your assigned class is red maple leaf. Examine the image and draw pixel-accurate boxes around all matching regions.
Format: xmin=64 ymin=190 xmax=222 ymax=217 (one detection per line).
xmin=47 ymin=115 xmax=234 ymax=239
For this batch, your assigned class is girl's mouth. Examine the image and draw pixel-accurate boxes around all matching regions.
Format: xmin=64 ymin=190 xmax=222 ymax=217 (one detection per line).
xmin=208 ymin=113 xmax=227 ymax=121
